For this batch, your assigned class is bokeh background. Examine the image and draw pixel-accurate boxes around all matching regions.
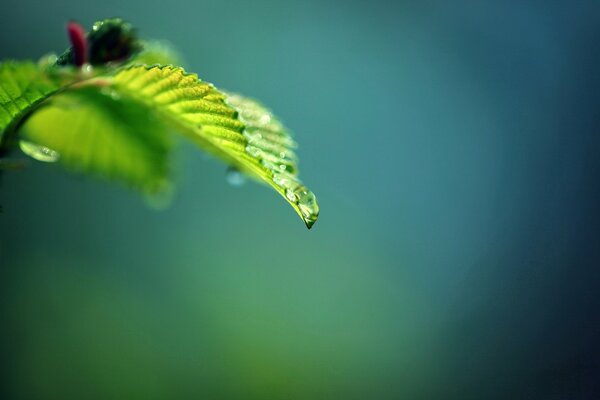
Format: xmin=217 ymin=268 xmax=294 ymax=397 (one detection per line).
xmin=1 ymin=0 xmax=599 ymax=399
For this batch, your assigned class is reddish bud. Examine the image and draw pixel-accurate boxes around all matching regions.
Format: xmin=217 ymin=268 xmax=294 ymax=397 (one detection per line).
xmin=67 ymin=21 xmax=88 ymax=66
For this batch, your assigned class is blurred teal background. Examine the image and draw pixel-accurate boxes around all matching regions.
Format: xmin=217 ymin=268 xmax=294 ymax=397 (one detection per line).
xmin=1 ymin=0 xmax=600 ymax=399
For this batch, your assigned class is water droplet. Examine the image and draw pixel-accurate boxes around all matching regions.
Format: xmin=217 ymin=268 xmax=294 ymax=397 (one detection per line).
xmin=19 ymin=140 xmax=60 ymax=162
xmin=279 ymin=164 xmax=287 ymax=171
xmin=259 ymin=114 xmax=271 ymax=125
xmin=273 ymin=173 xmax=289 ymax=187
xmin=294 ymin=186 xmax=319 ymax=229
xmin=245 ymin=145 xmax=262 ymax=158
xmin=279 ymin=151 xmax=286 ymax=159
xmin=285 ymin=189 xmax=298 ymax=203
xmin=245 ymin=131 xmax=262 ymax=143
xmin=81 ymin=63 xmax=93 ymax=75
xmin=226 ymin=167 xmax=246 ymax=187
xmin=296 ymin=187 xmax=316 ymax=206
xmin=260 ymin=159 xmax=277 ymax=171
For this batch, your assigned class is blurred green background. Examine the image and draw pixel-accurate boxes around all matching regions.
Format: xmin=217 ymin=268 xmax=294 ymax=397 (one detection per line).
xmin=1 ymin=0 xmax=599 ymax=399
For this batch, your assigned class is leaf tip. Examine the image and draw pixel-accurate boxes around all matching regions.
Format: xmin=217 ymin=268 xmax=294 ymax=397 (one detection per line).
xmin=298 ymin=197 xmax=319 ymax=230
xmin=305 ymin=219 xmax=316 ymax=230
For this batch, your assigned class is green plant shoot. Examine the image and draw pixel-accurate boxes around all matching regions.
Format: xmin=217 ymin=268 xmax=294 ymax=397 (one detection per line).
xmin=0 ymin=18 xmax=319 ymax=228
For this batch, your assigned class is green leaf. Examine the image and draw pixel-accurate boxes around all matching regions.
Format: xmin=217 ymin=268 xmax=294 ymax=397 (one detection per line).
xmin=224 ymin=92 xmax=319 ymax=228
xmin=111 ymin=65 xmax=319 ymax=228
xmin=20 ymin=87 xmax=172 ymax=193
xmin=1 ymin=59 xmax=319 ymax=228
xmin=0 ymin=61 xmax=68 ymax=143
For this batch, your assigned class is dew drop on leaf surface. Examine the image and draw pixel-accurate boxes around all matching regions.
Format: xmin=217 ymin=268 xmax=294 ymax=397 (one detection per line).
xmin=19 ymin=140 xmax=60 ymax=162
xmin=245 ymin=145 xmax=262 ymax=158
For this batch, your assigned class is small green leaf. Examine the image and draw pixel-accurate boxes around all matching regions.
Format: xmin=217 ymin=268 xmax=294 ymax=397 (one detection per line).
xmin=111 ymin=65 xmax=319 ymax=228
xmin=20 ymin=87 xmax=172 ymax=193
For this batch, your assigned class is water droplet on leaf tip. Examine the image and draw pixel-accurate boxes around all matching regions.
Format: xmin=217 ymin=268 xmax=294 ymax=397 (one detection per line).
xmin=296 ymin=188 xmax=319 ymax=229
